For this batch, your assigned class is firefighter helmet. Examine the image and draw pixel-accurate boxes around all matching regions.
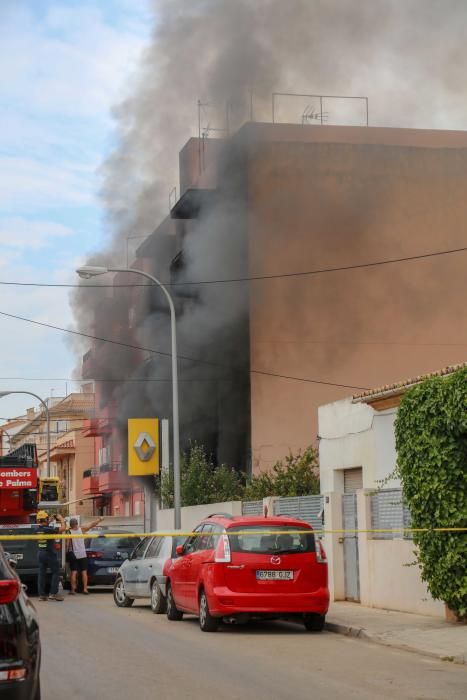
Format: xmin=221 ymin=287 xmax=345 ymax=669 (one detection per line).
xmin=36 ymin=510 xmax=49 ymax=521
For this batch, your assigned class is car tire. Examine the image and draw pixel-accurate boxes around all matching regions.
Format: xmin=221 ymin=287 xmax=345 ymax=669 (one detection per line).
xmin=199 ymin=590 xmax=218 ymax=632
xmin=166 ymin=582 xmax=183 ymax=621
xmin=150 ymin=580 xmax=166 ymax=614
xmin=113 ymin=576 xmax=134 ymax=608
xmin=303 ymin=613 xmax=325 ymax=632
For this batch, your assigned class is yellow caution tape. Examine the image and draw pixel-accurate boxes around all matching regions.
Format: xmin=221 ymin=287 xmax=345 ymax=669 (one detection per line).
xmin=0 ymin=528 xmax=465 ymax=541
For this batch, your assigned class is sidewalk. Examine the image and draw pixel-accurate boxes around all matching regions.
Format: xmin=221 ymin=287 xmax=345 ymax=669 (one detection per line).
xmin=325 ymin=601 xmax=466 ymax=665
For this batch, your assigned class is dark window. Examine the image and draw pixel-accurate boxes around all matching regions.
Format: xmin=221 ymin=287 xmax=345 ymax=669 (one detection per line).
xmin=227 ymin=525 xmax=315 ymax=554
xmin=85 ymin=536 xmax=139 ymax=554
xmin=183 ymin=525 xmax=204 ymax=554
xmin=145 ymin=537 xmax=162 ymax=559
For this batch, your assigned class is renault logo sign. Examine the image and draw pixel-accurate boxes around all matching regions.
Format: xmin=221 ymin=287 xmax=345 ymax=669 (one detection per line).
xmin=133 ymin=432 xmax=156 ymax=461
xmin=127 ymin=418 xmax=160 ymax=475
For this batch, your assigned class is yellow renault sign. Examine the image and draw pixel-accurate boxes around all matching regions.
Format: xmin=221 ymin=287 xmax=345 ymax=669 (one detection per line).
xmin=128 ymin=418 xmax=160 ymax=476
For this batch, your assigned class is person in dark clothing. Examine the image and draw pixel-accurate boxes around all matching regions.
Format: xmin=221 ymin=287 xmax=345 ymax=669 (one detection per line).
xmin=36 ymin=510 xmax=66 ymax=601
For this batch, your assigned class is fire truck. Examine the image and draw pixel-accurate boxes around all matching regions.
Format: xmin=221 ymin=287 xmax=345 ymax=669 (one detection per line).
xmin=0 ymin=443 xmax=64 ymax=592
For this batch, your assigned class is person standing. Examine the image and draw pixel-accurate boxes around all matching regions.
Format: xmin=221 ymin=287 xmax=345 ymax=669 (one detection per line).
xmin=68 ymin=516 xmax=104 ymax=594
xmin=36 ymin=510 xmax=66 ymax=601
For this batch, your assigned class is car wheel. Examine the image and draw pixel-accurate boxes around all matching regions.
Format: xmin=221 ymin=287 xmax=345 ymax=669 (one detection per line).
xmin=166 ymin=583 xmax=183 ymax=621
xmin=199 ymin=590 xmax=218 ymax=632
xmin=303 ymin=613 xmax=325 ymax=632
xmin=150 ymin=580 xmax=166 ymax=614
xmin=113 ymin=576 xmax=134 ymax=608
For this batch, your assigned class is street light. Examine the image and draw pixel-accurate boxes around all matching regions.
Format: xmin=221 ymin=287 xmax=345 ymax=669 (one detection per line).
xmin=0 ymin=391 xmax=50 ymax=477
xmin=76 ymin=265 xmax=182 ymax=529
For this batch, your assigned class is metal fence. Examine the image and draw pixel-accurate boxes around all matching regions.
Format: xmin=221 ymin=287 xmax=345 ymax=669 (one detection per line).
xmin=370 ymin=488 xmax=412 ymax=539
xmin=273 ymin=495 xmax=324 ymax=534
xmin=241 ymin=500 xmax=263 ymax=516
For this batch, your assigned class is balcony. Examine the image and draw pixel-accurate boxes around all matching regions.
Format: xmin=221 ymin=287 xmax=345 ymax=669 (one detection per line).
xmin=98 ymin=463 xmax=130 ymax=493
xmin=82 ymin=417 xmax=113 ymax=438
xmin=82 ymin=469 xmax=99 ymax=495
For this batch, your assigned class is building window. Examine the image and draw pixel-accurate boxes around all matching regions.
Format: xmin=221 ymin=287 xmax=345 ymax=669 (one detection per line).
xmin=134 ymin=501 xmax=141 ymax=516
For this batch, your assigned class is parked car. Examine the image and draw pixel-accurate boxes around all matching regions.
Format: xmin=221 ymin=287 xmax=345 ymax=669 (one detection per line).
xmin=165 ymin=514 xmax=329 ymax=632
xmin=113 ymin=535 xmax=186 ymax=612
xmin=0 ymin=546 xmax=41 ymax=699
xmin=63 ymin=529 xmax=139 ymax=589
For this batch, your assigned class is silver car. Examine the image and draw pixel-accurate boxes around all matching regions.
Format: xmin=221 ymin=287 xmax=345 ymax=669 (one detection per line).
xmin=113 ymin=535 xmax=185 ymax=613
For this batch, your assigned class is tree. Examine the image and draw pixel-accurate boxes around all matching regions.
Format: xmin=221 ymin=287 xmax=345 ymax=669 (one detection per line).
xmin=161 ymin=443 xmax=245 ymax=507
xmin=244 ymin=447 xmax=320 ymax=499
xmin=394 ymin=367 xmax=467 ymax=619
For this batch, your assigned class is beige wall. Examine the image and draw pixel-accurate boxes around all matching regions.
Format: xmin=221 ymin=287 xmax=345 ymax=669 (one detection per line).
xmin=157 ymin=500 xmax=243 ymax=532
xmin=246 ymin=125 xmax=467 ymax=470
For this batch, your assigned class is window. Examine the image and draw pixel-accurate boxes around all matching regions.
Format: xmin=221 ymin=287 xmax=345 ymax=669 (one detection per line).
xmin=134 ymin=501 xmax=141 ymax=516
xmin=227 ymin=525 xmax=315 ymax=554
xmin=145 ymin=538 xmax=163 ymax=559
xmin=183 ymin=525 xmax=204 ymax=554
xmin=198 ymin=524 xmax=224 ymax=551
xmin=126 ymin=538 xmax=147 ymax=559
xmin=85 ymin=536 xmax=138 ymax=553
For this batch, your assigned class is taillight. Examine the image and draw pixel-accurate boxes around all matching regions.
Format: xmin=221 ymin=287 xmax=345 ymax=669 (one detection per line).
xmin=0 ymin=579 xmax=20 ymax=604
xmin=214 ymin=534 xmax=231 ymax=563
xmin=87 ymin=551 xmax=103 ymax=559
xmin=0 ymin=667 xmax=27 ymax=681
xmin=315 ymin=539 xmax=327 ymax=564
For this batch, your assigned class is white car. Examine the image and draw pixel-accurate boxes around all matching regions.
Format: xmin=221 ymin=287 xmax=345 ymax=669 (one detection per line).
xmin=113 ymin=535 xmax=185 ymax=613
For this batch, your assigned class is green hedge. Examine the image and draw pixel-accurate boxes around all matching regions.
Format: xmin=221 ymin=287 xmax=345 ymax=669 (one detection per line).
xmin=394 ymin=367 xmax=467 ymax=617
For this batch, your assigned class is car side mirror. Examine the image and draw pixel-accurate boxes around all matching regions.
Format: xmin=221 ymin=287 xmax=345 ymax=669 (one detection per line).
xmin=175 ymin=544 xmax=184 ymax=556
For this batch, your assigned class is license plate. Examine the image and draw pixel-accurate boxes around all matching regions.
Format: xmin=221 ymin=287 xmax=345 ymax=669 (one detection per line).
xmin=108 ymin=567 xmax=119 ymax=574
xmin=256 ymin=570 xmax=293 ymax=580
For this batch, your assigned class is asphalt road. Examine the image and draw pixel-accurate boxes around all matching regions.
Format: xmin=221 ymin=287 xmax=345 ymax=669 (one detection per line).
xmin=37 ymin=591 xmax=466 ymax=700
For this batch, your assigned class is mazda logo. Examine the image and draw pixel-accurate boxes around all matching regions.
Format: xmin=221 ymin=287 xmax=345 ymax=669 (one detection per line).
xmin=270 ymin=556 xmax=281 ymax=565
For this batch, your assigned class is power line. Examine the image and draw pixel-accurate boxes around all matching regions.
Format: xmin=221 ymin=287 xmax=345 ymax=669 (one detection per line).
xmin=0 ymin=310 xmax=367 ymax=390
xmin=0 ymin=244 xmax=465 ymax=288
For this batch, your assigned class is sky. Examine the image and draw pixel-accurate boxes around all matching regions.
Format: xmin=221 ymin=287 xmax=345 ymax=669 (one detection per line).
xmin=0 ymin=0 xmax=152 ymax=422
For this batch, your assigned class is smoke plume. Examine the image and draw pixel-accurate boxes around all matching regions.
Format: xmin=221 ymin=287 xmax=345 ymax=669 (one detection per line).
xmin=71 ymin=0 xmax=467 ymax=469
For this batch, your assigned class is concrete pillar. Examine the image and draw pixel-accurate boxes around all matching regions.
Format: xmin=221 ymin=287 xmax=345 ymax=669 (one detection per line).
xmin=323 ymin=491 xmax=345 ymax=600
xmin=356 ymin=489 xmax=372 ymax=606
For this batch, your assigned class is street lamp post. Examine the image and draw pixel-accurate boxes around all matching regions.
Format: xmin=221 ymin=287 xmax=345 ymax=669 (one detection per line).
xmin=0 ymin=391 xmax=50 ymax=477
xmin=76 ymin=265 xmax=182 ymax=530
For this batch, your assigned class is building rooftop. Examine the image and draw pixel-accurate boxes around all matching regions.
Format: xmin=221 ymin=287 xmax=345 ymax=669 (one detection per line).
xmin=353 ymin=362 xmax=467 ymax=403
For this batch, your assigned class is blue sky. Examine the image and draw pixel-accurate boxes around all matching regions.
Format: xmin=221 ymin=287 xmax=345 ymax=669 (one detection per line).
xmin=0 ymin=1 xmax=152 ymax=419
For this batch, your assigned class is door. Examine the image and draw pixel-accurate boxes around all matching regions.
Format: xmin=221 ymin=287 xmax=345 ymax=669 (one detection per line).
xmin=136 ymin=537 xmax=163 ymax=597
xmin=173 ymin=525 xmax=203 ymax=609
xmin=184 ymin=524 xmax=218 ymax=611
xmin=124 ymin=538 xmax=150 ymax=597
xmin=342 ymin=493 xmax=360 ymax=601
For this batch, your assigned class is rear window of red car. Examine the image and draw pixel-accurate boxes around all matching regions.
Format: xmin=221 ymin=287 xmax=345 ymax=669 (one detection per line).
xmin=226 ymin=525 xmax=315 ymax=554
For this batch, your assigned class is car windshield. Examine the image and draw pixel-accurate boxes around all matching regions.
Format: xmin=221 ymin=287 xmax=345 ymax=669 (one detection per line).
xmin=227 ymin=525 xmax=315 ymax=554
xmin=85 ymin=536 xmax=137 ymax=552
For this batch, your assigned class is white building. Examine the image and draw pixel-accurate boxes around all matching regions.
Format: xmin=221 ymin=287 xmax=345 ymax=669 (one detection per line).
xmin=318 ymin=362 xmax=465 ymax=618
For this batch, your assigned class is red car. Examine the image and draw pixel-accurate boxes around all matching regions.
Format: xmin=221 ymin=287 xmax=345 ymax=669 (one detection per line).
xmin=165 ymin=514 xmax=329 ymax=632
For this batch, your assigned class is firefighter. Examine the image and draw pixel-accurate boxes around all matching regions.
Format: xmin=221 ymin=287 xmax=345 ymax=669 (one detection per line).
xmin=36 ymin=510 xmax=66 ymax=601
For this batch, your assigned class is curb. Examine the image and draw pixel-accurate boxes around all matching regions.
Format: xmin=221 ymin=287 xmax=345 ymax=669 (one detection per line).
xmin=325 ymin=621 xmax=466 ymax=665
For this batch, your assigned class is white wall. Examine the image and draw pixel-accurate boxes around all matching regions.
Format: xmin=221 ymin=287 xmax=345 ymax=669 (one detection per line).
xmin=318 ymin=398 xmax=444 ymax=618
xmin=319 ymin=398 xmax=399 ymax=492
xmin=364 ymin=539 xmax=444 ymax=616
xmin=156 ymin=501 xmax=243 ymax=532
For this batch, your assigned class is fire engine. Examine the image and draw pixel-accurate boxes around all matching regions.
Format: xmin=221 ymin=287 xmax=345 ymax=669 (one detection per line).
xmin=0 ymin=443 xmax=64 ymax=591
